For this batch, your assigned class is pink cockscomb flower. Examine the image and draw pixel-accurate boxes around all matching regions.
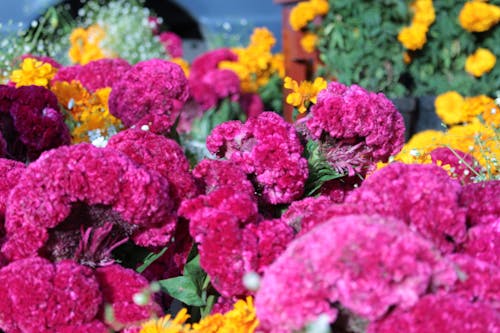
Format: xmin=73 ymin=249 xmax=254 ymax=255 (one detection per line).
xmin=52 ymin=58 xmax=132 ymax=92
xmin=305 ymin=82 xmax=405 ymax=175
xmin=107 ymin=128 xmax=198 ymax=207
xmin=1 ymin=143 xmax=173 ymax=263
xmin=445 ymin=254 xmax=500 ymax=309
xmin=159 ymin=31 xmax=183 ymax=58
xmin=0 ymin=159 xmax=25 ymax=221
xmin=255 ymin=214 xmax=449 ymax=332
xmin=0 ymin=257 xmax=104 ymax=333
xmin=192 ymin=159 xmax=254 ymax=196
xmin=367 ymin=293 xmax=500 ymax=333
xmin=207 ymin=112 xmax=308 ymax=204
xmin=280 ymin=195 xmax=335 ymax=234
xmin=239 ymin=93 xmax=264 ymax=119
xmin=430 ymin=147 xmax=483 ymax=184
xmin=346 ymin=163 xmax=467 ymax=253
xmin=0 ymin=133 xmax=6 ymax=157
xmin=0 ymin=85 xmax=70 ymax=162
xmin=460 ymin=180 xmax=500 ymax=226
xmin=95 ymin=264 xmax=161 ymax=330
xmin=189 ymin=48 xmax=238 ymax=80
xmin=189 ymin=69 xmax=240 ymax=111
xmin=460 ymin=220 xmax=499 ymax=266
xmin=108 ymin=59 xmax=189 ymax=134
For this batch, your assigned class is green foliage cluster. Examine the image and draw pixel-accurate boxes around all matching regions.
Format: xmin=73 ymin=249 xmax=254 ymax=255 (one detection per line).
xmin=317 ymin=0 xmax=500 ymax=98
xmin=317 ymin=0 xmax=410 ymax=98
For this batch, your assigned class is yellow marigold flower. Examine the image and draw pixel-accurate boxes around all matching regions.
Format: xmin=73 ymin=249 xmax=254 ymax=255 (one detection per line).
xmin=170 ymin=58 xmax=190 ymax=77
xmin=192 ymin=313 xmax=225 ymax=333
xmin=311 ymin=0 xmax=330 ymax=16
xmin=69 ymin=24 xmax=107 ymax=65
xmin=411 ymin=0 xmax=436 ymax=27
xmin=435 ymin=91 xmax=466 ymax=126
xmin=465 ymin=48 xmax=496 ymax=77
xmin=10 ymin=58 xmax=57 ymax=88
xmin=289 ymin=2 xmax=316 ymax=31
xmin=50 ymin=80 xmax=91 ymax=116
xmin=459 ymin=1 xmax=500 ymax=32
xmin=271 ymin=53 xmax=285 ymax=78
xmin=481 ymin=98 xmax=500 ymax=127
xmin=463 ymin=95 xmax=496 ymax=125
xmin=398 ymin=24 xmax=428 ymax=50
xmin=393 ymin=130 xmax=445 ymax=164
xmin=284 ymin=76 xmax=327 ymax=113
xmin=220 ymin=296 xmax=259 ymax=333
xmin=140 ymin=308 xmax=191 ymax=333
xmin=250 ymin=27 xmax=276 ymax=50
xmin=300 ymin=32 xmax=318 ymax=53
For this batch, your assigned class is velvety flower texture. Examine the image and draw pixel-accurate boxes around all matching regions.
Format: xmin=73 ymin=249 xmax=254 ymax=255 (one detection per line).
xmin=95 ymin=264 xmax=162 ymax=330
xmin=306 ymin=82 xmax=405 ymax=175
xmin=0 ymin=257 xmax=105 ymax=333
xmin=206 ymin=112 xmax=308 ymax=204
xmin=459 ymin=180 xmax=500 ymax=226
xmin=189 ymin=48 xmax=238 ymax=80
xmin=346 ymin=163 xmax=467 ymax=254
xmin=189 ymin=69 xmax=241 ymax=111
xmin=159 ymin=32 xmax=183 ymax=58
xmin=460 ymin=220 xmax=499 ymax=266
xmin=0 ymin=159 xmax=24 ymax=221
xmin=0 ymin=85 xmax=70 ymax=162
xmin=107 ymin=128 xmax=198 ymax=207
xmin=180 ymin=186 xmax=294 ymax=298
xmin=430 ymin=147 xmax=483 ymax=184
xmin=52 ymin=58 xmax=132 ymax=92
xmin=367 ymin=293 xmax=499 ymax=333
xmin=108 ymin=59 xmax=189 ymax=133
xmin=255 ymin=214 xmax=448 ymax=332
xmin=2 ymin=143 xmax=173 ymax=262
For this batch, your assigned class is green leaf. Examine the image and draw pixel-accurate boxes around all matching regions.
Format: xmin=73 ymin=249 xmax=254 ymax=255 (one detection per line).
xmin=159 ymin=276 xmax=206 ymax=306
xmin=184 ymin=254 xmax=206 ymax=291
xmin=136 ymin=246 xmax=168 ymax=273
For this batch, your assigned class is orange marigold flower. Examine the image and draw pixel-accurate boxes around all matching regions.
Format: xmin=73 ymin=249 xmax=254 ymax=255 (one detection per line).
xmin=311 ymin=0 xmax=330 ymax=16
xmin=10 ymin=58 xmax=58 ymax=88
xmin=459 ymin=1 xmax=500 ymax=32
xmin=411 ymin=0 xmax=436 ymax=27
xmin=465 ymin=48 xmax=496 ymax=77
xmin=403 ymin=52 xmax=412 ymax=64
xmin=289 ymin=2 xmax=316 ymax=31
xmin=69 ymin=24 xmax=107 ymax=65
xmin=284 ymin=76 xmax=327 ymax=113
xmin=397 ymin=24 xmax=428 ymax=50
xmin=300 ymin=32 xmax=318 ymax=53
xmin=250 ymin=27 xmax=276 ymax=50
xmin=435 ymin=91 xmax=466 ymax=126
xmin=139 ymin=308 xmax=191 ymax=333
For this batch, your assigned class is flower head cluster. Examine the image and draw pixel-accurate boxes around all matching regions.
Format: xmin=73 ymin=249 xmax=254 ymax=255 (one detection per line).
xmin=459 ymin=1 xmax=500 ymax=33
xmin=0 ymin=257 xmax=106 ymax=333
xmin=1 ymin=143 xmax=173 ymax=262
xmin=107 ymin=128 xmax=198 ymax=208
xmin=460 ymin=180 xmax=500 ymax=226
xmin=159 ymin=32 xmax=183 ymax=58
xmin=0 ymin=159 xmax=24 ymax=224
xmin=51 ymin=80 xmax=121 ymax=143
xmin=9 ymin=57 xmax=58 ymax=88
xmin=52 ymin=58 xmax=132 ymax=92
xmin=255 ymin=214 xmax=448 ymax=332
xmin=192 ymin=159 xmax=254 ymax=196
xmin=69 ymin=24 xmax=109 ymax=65
xmin=218 ymin=28 xmax=285 ymax=94
xmin=207 ymin=112 xmax=308 ymax=204
xmin=465 ymin=48 xmax=496 ymax=77
xmin=368 ymin=293 xmax=499 ymax=333
xmin=0 ymin=84 xmax=70 ymax=162
xmin=460 ymin=219 xmax=499 ymax=266
xmin=109 ymin=59 xmax=189 ymax=134
xmin=347 ymin=163 xmax=467 ymax=253
xmin=284 ymin=76 xmax=327 ymax=113
xmin=306 ymin=81 xmax=405 ymax=174
xmin=289 ymin=0 xmax=329 ymax=31
xmin=398 ymin=0 xmax=435 ymax=50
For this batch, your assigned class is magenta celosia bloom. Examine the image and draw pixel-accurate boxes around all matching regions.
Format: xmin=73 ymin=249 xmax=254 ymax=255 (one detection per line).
xmin=280 ymin=195 xmax=335 ymax=234
xmin=192 ymin=159 xmax=254 ymax=196
xmin=0 ymin=159 xmax=24 ymax=220
xmin=239 ymin=93 xmax=264 ymax=119
xmin=107 ymin=128 xmax=198 ymax=207
xmin=189 ymin=48 xmax=238 ymax=80
xmin=430 ymin=147 xmax=483 ymax=184
xmin=189 ymin=69 xmax=241 ymax=111
xmin=460 ymin=220 xmax=499 ymax=266
xmin=206 ymin=112 xmax=308 ymax=204
xmin=460 ymin=180 xmax=500 ymax=226
xmin=52 ymin=58 xmax=132 ymax=92
xmin=188 ymin=79 xmax=219 ymax=110
xmin=95 ymin=264 xmax=161 ymax=330
xmin=255 ymin=214 xmax=449 ymax=332
xmin=319 ymin=175 xmax=362 ymax=203
xmin=367 ymin=293 xmax=499 ymax=333
xmin=0 ymin=85 xmax=70 ymax=162
xmin=0 ymin=133 xmax=6 ymax=157
xmin=108 ymin=59 xmax=189 ymax=133
xmin=445 ymin=254 xmax=500 ymax=309
xmin=0 ymin=257 xmax=104 ymax=333
xmin=305 ymin=82 xmax=405 ymax=175
xmin=159 ymin=31 xmax=183 ymax=58
xmin=346 ymin=163 xmax=467 ymax=254
xmin=1 ymin=143 xmax=173 ymax=262
xmin=180 ymin=185 xmax=294 ymax=297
